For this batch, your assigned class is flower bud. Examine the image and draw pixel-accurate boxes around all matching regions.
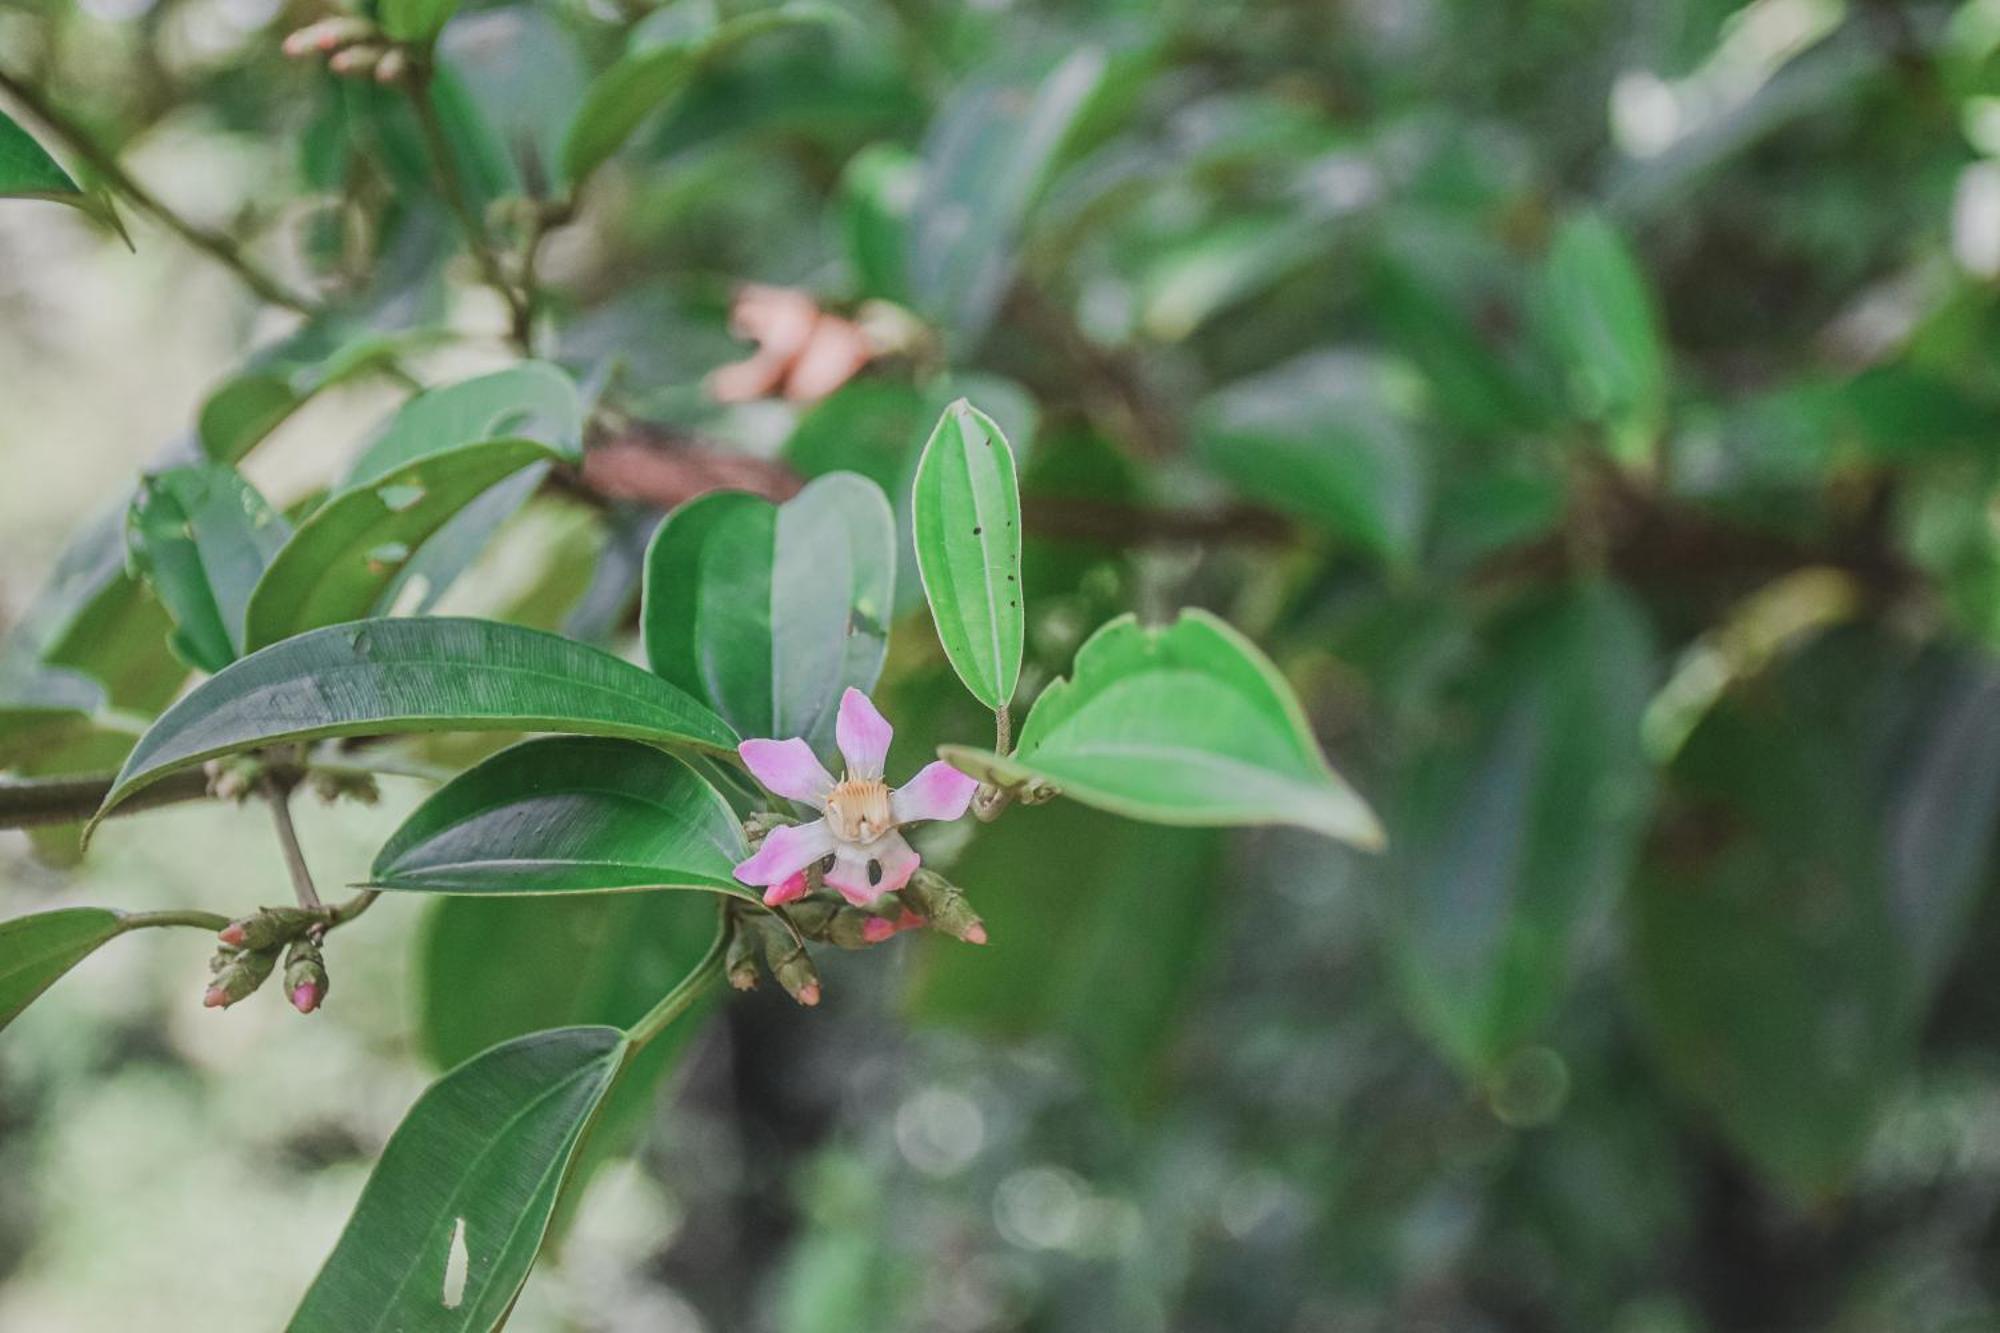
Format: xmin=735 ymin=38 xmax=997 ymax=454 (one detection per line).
xmin=280 ymin=17 xmax=375 ymax=58
xmin=725 ymin=923 xmax=762 ymax=992
xmin=901 ymin=870 xmax=988 ymax=944
xmin=752 ymin=915 xmax=821 ymax=1006
xmin=284 ymin=938 xmax=329 ymax=1015
xmin=328 ymin=44 xmax=383 ymax=77
xmin=203 ymin=945 xmax=278 ymax=1009
xmin=217 ymin=905 xmax=319 ymax=951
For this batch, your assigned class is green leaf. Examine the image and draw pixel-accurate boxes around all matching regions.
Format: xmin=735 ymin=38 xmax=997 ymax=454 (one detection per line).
xmin=243 ymin=440 xmax=559 ymax=652
xmin=1384 ymin=581 xmax=1657 ymax=1072
xmin=839 ymin=142 xmax=918 ymax=303
xmin=0 ymin=908 xmax=125 ymax=1031
xmin=125 ymin=464 xmax=290 ymax=673
xmin=373 ymin=736 xmax=749 ymax=897
xmin=643 ymin=472 xmax=894 ymax=757
xmin=560 ymin=4 xmax=843 ymax=186
xmin=912 ymin=400 xmax=1023 ymax=712
xmin=2 ymin=502 xmax=185 ymax=714
xmin=1193 ymin=351 xmax=1429 ymax=562
xmin=1538 ymin=211 xmax=1667 ymax=464
xmin=416 ymin=890 xmax=722 ymax=1241
xmin=1629 ymin=631 xmax=2000 ymax=1199
xmin=378 ymin=0 xmax=462 ymax=44
xmin=94 ymin=618 xmax=737 ymax=825
xmin=198 ymin=328 xmax=439 ymax=464
xmin=342 ymin=362 xmax=584 ymax=489
xmin=906 ymin=802 xmax=1223 ymax=1107
xmin=909 ymin=48 xmax=1110 ymax=346
xmin=943 ymin=609 xmax=1382 ymax=846
xmin=0 ymin=107 xmax=84 ymax=202
xmin=287 ymin=1026 xmax=626 ymax=1332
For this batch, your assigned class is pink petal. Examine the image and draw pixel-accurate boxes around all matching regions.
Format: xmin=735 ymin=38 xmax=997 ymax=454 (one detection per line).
xmin=890 ymin=761 xmax=978 ymax=825
xmin=873 ymin=831 xmax=921 ymax=896
xmin=733 ymin=820 xmax=834 ymax=887
xmin=835 ymin=687 xmax=893 ymax=779
xmin=739 ymin=737 xmax=834 ymax=807
xmin=763 ymin=871 xmax=810 ymax=906
xmin=824 ymin=847 xmax=880 ymax=905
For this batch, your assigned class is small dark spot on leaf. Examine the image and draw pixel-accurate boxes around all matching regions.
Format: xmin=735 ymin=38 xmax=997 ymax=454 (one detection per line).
xmin=972 ymin=525 xmax=982 ymax=535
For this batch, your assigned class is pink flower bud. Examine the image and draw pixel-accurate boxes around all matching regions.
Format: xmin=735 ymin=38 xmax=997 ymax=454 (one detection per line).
xmin=290 ymin=981 xmax=323 ymax=1014
xmin=862 ymin=916 xmax=897 ymax=944
xmin=763 ymin=871 xmax=810 ymax=906
xmin=203 ymin=984 xmax=230 ymax=1009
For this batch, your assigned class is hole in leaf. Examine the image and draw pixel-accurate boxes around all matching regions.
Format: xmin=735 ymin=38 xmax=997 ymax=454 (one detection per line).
xmin=386 ymin=574 xmax=433 ymax=617
xmin=442 ymin=1216 xmax=469 ymax=1309
xmin=365 ymin=541 xmax=412 ymax=574
xmin=377 ymin=482 xmax=427 ymax=512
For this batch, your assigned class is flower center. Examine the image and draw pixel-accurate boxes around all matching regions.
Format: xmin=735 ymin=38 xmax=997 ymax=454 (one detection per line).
xmin=824 ymin=777 xmax=893 ymax=844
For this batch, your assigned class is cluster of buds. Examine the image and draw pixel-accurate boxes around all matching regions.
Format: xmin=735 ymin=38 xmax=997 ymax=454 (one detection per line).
xmin=727 ymin=909 xmax=822 ymax=1007
xmin=204 ymin=905 xmax=332 ymax=1014
xmin=281 ymin=16 xmax=411 ymax=85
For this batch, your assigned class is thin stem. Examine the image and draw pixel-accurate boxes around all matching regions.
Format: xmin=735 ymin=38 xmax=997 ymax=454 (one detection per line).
xmin=995 ymin=704 xmax=1012 ymax=756
xmin=0 ymin=66 xmax=318 ymax=313
xmin=404 ymin=65 xmax=530 ymax=343
xmin=118 ymin=908 xmax=232 ymax=934
xmin=261 ymin=775 xmax=324 ymax=913
xmin=627 ymin=923 xmax=727 ymax=1051
xmin=0 ymin=755 xmax=447 ymax=832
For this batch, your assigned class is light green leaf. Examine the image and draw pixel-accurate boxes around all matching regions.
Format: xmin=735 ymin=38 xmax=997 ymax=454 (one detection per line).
xmin=342 ymin=362 xmax=584 ymax=489
xmin=1539 ymin=211 xmax=1667 ymax=464
xmin=373 ymin=736 xmax=749 ymax=897
xmin=1 ymin=908 xmax=126 ymax=1031
xmin=125 ymin=464 xmax=290 ymax=673
xmin=643 ymin=472 xmax=894 ymax=758
xmin=560 ymin=4 xmax=843 ymax=186
xmin=94 ymin=617 xmax=737 ymax=826
xmin=912 ymin=400 xmax=1023 ymax=712
xmin=378 ymin=0 xmax=462 ymax=44
xmin=243 ymin=440 xmax=557 ymax=652
xmin=287 ymin=1026 xmax=626 ymax=1332
xmin=942 ymin=609 xmax=1382 ymax=846
xmin=198 ymin=328 xmax=440 ymax=464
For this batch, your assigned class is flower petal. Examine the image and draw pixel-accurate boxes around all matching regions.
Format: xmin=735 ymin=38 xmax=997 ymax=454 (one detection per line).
xmin=835 ymin=687 xmax=893 ymax=779
xmin=739 ymin=737 xmax=834 ymax=807
xmin=733 ymin=820 xmax=834 ymax=887
xmin=873 ymin=830 xmax=921 ymax=896
xmin=824 ymin=847 xmax=879 ymax=905
xmin=763 ymin=871 xmax=810 ymax=907
xmin=890 ymin=761 xmax=979 ymax=825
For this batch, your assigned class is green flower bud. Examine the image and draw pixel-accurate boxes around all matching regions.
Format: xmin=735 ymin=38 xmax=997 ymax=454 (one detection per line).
xmin=203 ymin=945 xmax=278 ymax=1009
xmin=901 ymin=869 xmax=988 ymax=945
xmin=216 ymin=905 xmax=320 ymax=951
xmin=284 ymin=938 xmax=329 ymax=1015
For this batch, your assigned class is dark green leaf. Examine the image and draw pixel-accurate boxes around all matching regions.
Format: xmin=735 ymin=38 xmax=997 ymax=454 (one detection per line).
xmin=643 ymin=472 xmax=894 ymax=757
xmin=95 ymin=618 xmax=737 ymax=825
xmin=0 ymin=908 xmax=125 ymax=1031
xmin=0 ymin=107 xmax=84 ymax=202
xmin=287 ymin=1027 xmax=626 ymax=1332
xmin=560 ymin=5 xmax=844 ymax=186
xmin=1538 ymin=211 xmax=1667 ymax=464
xmin=198 ymin=328 xmax=437 ymax=464
xmin=243 ymin=440 xmax=557 ymax=652
xmin=343 ymin=362 xmax=583 ymax=489
xmin=373 ymin=736 xmax=749 ymax=897
xmin=379 ymin=0 xmax=462 ymax=44
xmin=1385 ymin=581 xmax=1656 ymax=1071
xmin=943 ymin=610 xmax=1381 ymax=845
xmin=912 ymin=400 xmax=1023 ymax=712
xmin=125 ymin=464 xmax=290 ymax=672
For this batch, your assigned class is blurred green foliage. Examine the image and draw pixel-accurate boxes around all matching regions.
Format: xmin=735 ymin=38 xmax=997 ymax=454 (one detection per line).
xmin=7 ymin=0 xmax=2000 ymax=1329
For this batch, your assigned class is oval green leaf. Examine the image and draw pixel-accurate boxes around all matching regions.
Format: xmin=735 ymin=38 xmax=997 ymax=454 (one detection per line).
xmin=126 ymin=464 xmax=290 ymax=673
xmin=643 ymin=472 xmax=894 ymax=757
xmin=243 ymin=441 xmax=556 ymax=652
xmin=912 ymin=400 xmax=1023 ymax=712
xmin=287 ymin=1026 xmax=626 ymax=1332
xmin=1 ymin=907 xmax=125 ymax=1031
xmin=942 ymin=609 xmax=1382 ymax=846
xmin=342 ymin=362 xmax=583 ymax=490
xmin=1539 ymin=211 xmax=1666 ymax=465
xmin=373 ymin=736 xmax=749 ymax=897
xmin=94 ymin=617 xmax=737 ymax=826
xmin=560 ymin=4 xmax=841 ymax=186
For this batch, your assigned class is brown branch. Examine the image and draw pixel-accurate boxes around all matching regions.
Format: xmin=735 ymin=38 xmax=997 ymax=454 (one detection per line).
xmin=572 ymin=425 xmax=1294 ymax=547
xmin=0 ymin=769 xmax=210 ymax=830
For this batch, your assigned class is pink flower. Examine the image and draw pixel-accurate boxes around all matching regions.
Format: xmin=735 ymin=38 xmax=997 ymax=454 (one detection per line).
xmin=733 ymin=689 xmax=978 ymax=906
